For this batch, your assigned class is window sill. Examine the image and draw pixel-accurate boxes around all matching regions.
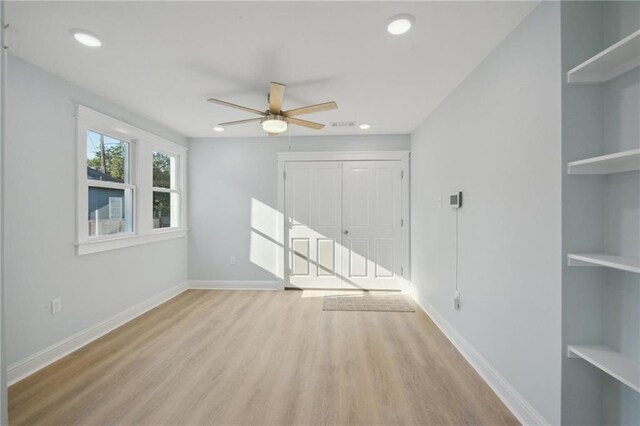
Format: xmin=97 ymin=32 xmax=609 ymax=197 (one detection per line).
xmin=76 ymin=228 xmax=188 ymax=255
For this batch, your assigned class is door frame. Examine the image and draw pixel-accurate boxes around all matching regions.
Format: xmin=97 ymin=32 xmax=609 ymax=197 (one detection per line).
xmin=276 ymin=151 xmax=411 ymax=292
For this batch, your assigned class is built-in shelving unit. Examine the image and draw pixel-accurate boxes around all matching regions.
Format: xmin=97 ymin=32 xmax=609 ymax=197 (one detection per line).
xmin=567 ymin=149 xmax=640 ymax=175
xmin=567 ymin=253 xmax=640 ymax=274
xmin=567 ymin=29 xmax=640 ymax=84
xmin=563 ymin=4 xmax=640 ymax=421
xmin=567 ymin=345 xmax=640 ymax=393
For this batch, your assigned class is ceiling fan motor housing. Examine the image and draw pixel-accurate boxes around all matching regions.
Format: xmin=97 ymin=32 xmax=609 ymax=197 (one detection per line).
xmin=261 ymin=113 xmax=285 ymax=123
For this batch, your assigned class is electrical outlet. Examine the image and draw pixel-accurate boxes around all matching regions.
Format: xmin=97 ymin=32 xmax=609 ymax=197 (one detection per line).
xmin=453 ymin=291 xmax=460 ymax=310
xmin=51 ymin=298 xmax=62 ymax=315
xmin=230 ymin=256 xmax=237 ymax=266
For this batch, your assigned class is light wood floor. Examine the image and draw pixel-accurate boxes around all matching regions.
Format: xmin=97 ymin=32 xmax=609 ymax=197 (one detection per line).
xmin=9 ymin=290 xmax=518 ymax=425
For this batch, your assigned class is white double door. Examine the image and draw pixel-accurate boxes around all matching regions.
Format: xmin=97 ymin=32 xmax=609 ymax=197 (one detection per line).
xmin=285 ymin=160 xmax=403 ymax=290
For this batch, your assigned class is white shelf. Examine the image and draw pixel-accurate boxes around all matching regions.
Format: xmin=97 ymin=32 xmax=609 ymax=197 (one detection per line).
xmin=567 ymin=149 xmax=640 ymax=175
xmin=567 ymin=254 xmax=640 ymax=274
xmin=567 ymin=345 xmax=640 ymax=393
xmin=567 ymin=29 xmax=640 ymax=84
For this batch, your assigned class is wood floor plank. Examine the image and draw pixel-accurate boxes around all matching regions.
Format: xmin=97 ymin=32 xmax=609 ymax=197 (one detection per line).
xmin=9 ymin=290 xmax=519 ymax=425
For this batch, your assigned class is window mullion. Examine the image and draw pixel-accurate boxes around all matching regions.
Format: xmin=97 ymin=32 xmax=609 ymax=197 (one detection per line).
xmin=88 ymin=181 xmax=135 ymax=191
xmin=152 ymin=187 xmax=179 ymax=194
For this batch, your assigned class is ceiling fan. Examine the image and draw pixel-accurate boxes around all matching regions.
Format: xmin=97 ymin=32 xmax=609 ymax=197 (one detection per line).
xmin=207 ymin=82 xmax=338 ymax=135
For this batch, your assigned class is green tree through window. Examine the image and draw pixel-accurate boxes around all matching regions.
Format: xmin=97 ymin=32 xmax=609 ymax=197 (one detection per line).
xmin=87 ymin=131 xmax=127 ymax=183
xmin=153 ymin=152 xmax=173 ymax=224
xmin=153 ymin=152 xmax=171 ymax=188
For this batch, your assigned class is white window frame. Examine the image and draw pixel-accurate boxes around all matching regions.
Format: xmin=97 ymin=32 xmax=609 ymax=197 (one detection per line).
xmin=76 ymin=105 xmax=188 ymax=255
xmin=151 ymin=149 xmax=183 ymax=232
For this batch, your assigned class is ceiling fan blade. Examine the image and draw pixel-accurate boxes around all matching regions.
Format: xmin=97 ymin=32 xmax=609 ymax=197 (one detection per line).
xmin=269 ymin=82 xmax=286 ymax=114
xmin=283 ymin=101 xmax=337 ymax=117
xmin=207 ymin=98 xmax=265 ymax=116
xmin=218 ymin=117 xmax=263 ymax=126
xmin=286 ymin=117 xmax=325 ymax=130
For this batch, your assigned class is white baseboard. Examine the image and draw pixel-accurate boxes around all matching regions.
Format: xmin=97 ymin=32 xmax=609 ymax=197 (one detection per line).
xmin=8 ymin=281 xmax=189 ymax=386
xmin=410 ymin=290 xmax=549 ymax=426
xmin=188 ymin=280 xmax=282 ymax=290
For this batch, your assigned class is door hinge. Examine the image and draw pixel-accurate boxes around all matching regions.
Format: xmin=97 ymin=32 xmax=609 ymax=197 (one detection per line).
xmin=401 ymin=218 xmax=404 ymax=227
xmin=401 ymin=267 xmax=404 ymax=276
xmin=401 ymin=170 xmax=404 ymax=179
xmin=283 ymin=171 xmax=286 ymax=180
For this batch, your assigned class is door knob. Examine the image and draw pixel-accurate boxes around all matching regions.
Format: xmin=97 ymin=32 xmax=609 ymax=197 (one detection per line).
xmin=343 ymin=230 xmax=349 ymax=235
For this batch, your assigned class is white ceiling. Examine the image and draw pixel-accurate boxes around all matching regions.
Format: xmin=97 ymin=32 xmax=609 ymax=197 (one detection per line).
xmin=6 ymin=1 xmax=539 ymax=138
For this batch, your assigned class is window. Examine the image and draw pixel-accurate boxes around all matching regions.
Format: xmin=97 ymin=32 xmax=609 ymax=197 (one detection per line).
xmin=86 ymin=130 xmax=134 ymax=237
xmin=76 ymin=105 xmax=187 ymax=255
xmin=152 ymin=151 xmax=181 ymax=229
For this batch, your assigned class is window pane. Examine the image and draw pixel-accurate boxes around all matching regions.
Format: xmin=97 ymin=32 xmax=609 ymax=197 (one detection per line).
xmin=153 ymin=191 xmax=170 ymax=228
xmin=153 ymin=152 xmax=176 ymax=189
xmin=87 ymin=130 xmax=129 ymax=183
xmin=88 ymin=187 xmax=133 ymax=236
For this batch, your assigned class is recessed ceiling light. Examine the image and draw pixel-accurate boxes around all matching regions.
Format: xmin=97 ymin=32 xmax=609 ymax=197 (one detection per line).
xmin=359 ymin=123 xmax=371 ymax=130
xmin=386 ymin=14 xmax=415 ymax=35
xmin=213 ymin=126 xmax=225 ymax=132
xmin=70 ymin=29 xmax=103 ymax=47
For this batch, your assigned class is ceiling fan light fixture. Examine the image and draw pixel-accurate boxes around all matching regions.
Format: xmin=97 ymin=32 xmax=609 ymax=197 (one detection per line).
xmin=359 ymin=123 xmax=371 ymax=130
xmin=386 ymin=14 xmax=415 ymax=35
xmin=262 ymin=116 xmax=288 ymax=134
xmin=213 ymin=126 xmax=225 ymax=132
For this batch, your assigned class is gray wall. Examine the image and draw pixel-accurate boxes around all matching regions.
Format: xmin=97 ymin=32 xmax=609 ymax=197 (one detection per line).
xmin=1 ymin=1 xmax=7 ymax=423
xmin=188 ymin=135 xmax=409 ymax=282
xmin=561 ymin=2 xmax=640 ymax=424
xmin=410 ymin=3 xmax=562 ymax=423
xmin=5 ymin=55 xmax=189 ymax=365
